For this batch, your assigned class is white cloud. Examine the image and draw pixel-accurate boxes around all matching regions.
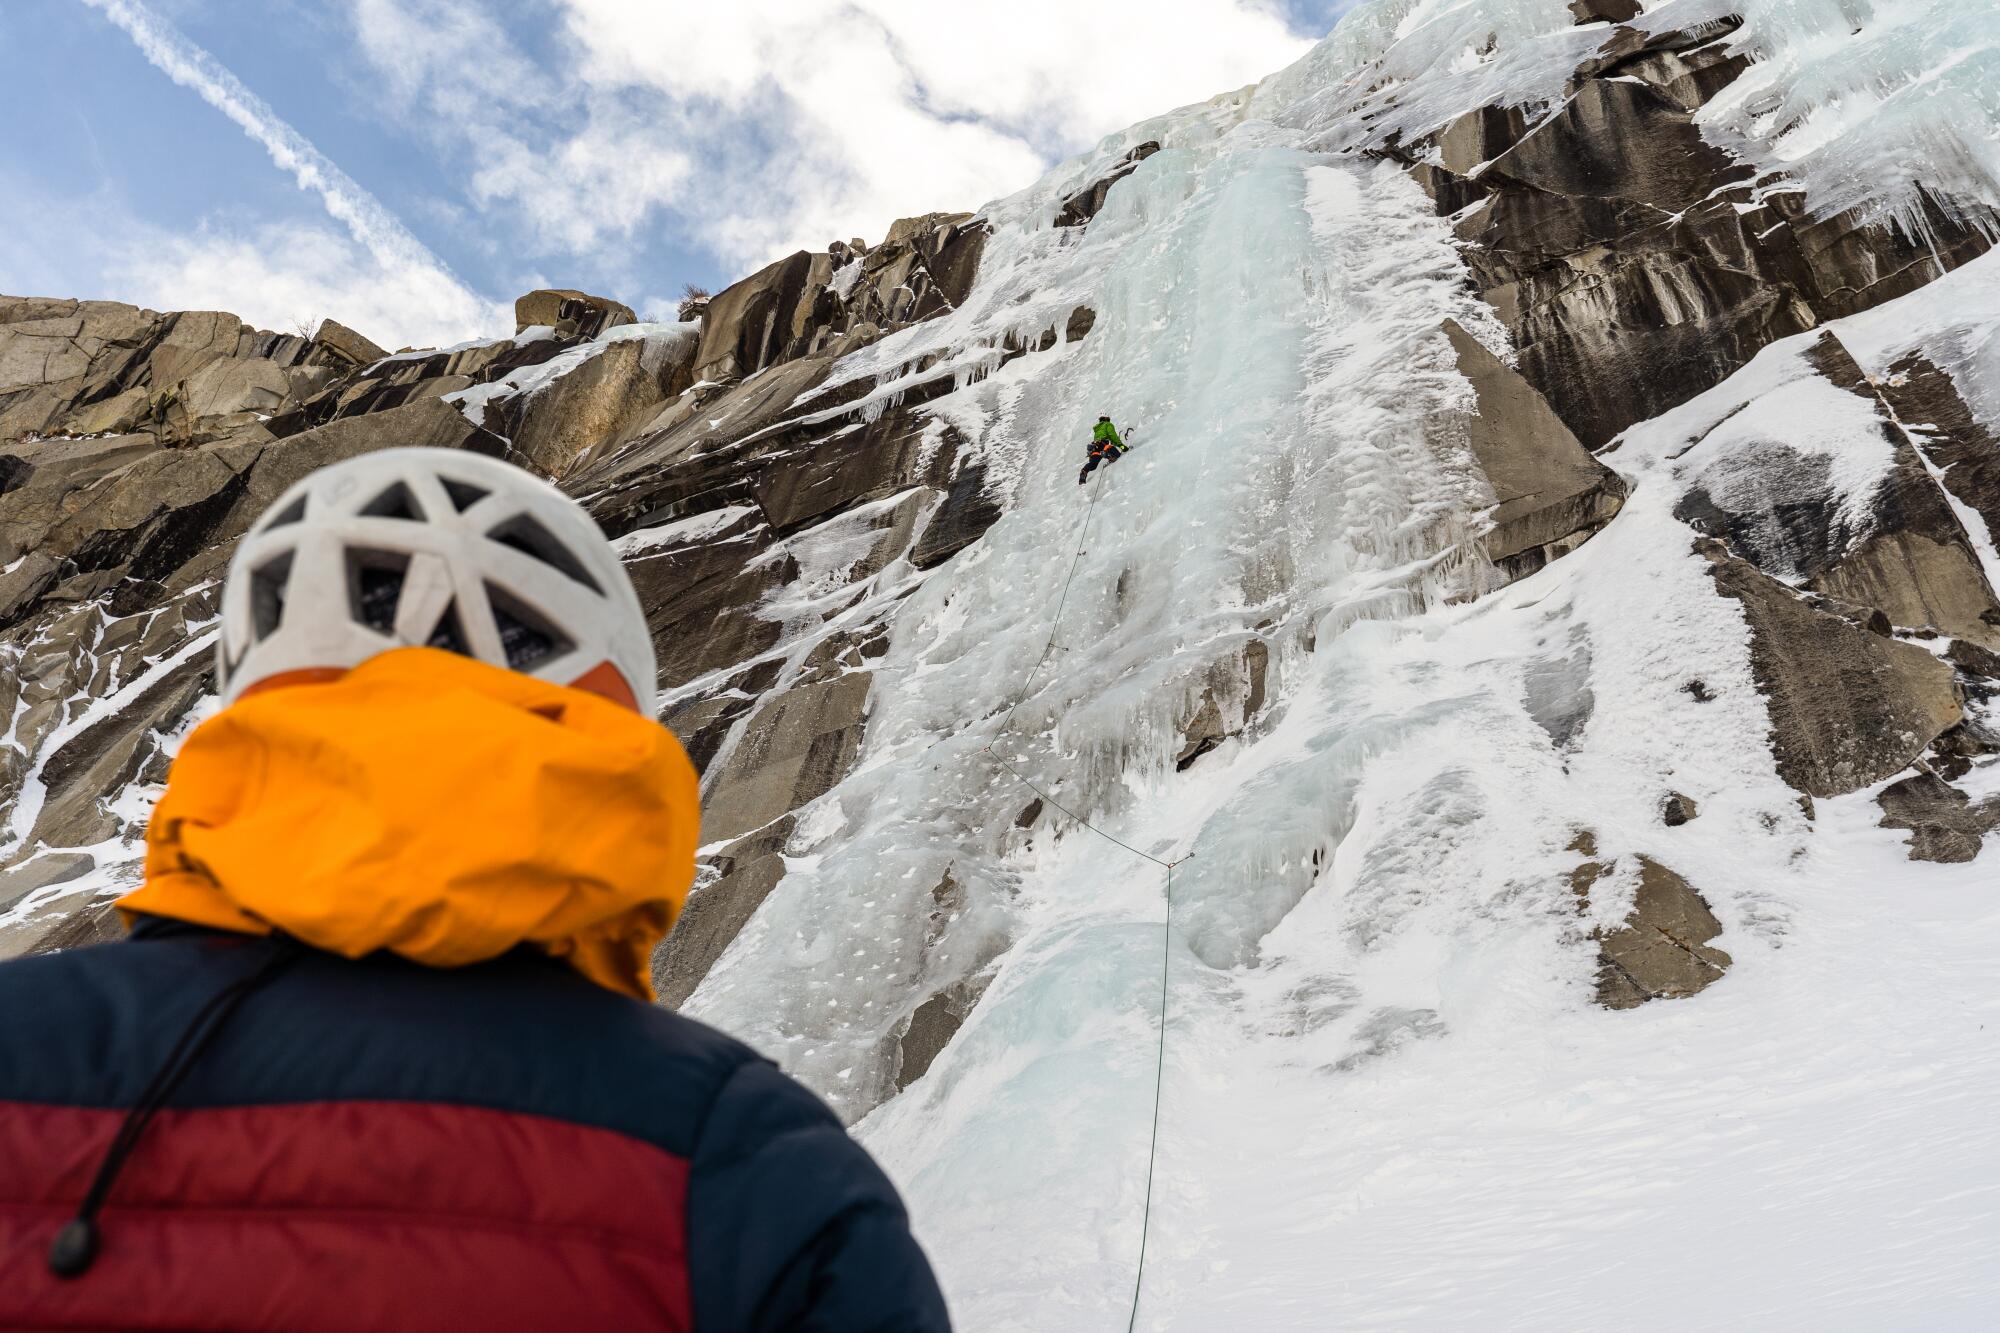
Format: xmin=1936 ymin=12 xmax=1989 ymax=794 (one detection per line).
xmin=350 ymin=0 xmax=1314 ymax=275
xmin=572 ymin=0 xmax=1308 ymax=143
xmin=345 ymin=0 xmax=697 ymax=263
xmin=106 ymin=220 xmax=509 ymax=351
xmin=0 ymin=160 xmax=500 ymax=352
xmin=347 ymin=0 xmax=550 ymax=111
xmin=60 ymin=0 xmax=1323 ymax=350
xmin=82 ymin=0 xmax=501 ymax=342
xmin=465 ymin=109 xmax=696 ymax=256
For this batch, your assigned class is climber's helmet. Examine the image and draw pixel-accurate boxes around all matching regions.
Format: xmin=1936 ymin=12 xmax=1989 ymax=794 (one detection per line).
xmin=1098 ymin=415 xmax=1110 ymax=422
xmin=215 ymin=447 xmax=655 ymax=711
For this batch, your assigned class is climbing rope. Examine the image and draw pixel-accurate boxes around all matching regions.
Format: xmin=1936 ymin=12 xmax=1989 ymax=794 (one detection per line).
xmin=981 ymin=460 xmax=1182 ymax=1332
xmin=1126 ymin=856 xmax=1174 ymax=1333
xmin=996 ymin=467 xmax=1107 ymax=738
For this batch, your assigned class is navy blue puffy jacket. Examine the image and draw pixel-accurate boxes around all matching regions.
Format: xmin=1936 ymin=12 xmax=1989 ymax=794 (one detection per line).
xmin=0 ymin=918 xmax=952 ymax=1332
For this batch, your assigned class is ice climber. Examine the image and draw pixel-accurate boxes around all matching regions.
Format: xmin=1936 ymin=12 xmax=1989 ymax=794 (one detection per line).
xmin=1079 ymin=413 xmax=1130 ymax=484
xmin=0 ymin=448 xmax=952 ymax=1332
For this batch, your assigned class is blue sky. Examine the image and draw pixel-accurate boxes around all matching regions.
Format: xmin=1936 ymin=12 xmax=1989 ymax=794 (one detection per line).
xmin=1 ymin=0 xmax=1364 ymax=348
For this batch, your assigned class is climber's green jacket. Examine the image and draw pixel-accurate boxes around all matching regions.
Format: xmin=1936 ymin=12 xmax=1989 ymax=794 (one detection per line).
xmin=1090 ymin=419 xmax=1125 ymax=451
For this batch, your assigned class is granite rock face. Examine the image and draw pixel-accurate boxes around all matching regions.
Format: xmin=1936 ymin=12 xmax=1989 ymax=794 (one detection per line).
xmin=1442 ymin=318 xmax=1626 ymax=580
xmin=1175 ymin=640 xmax=1271 ymax=771
xmin=1595 ymin=862 xmax=1732 ymax=1009
xmin=513 ymin=289 xmax=636 ymax=340
xmin=1674 ymin=332 xmax=2000 ymax=650
xmin=1702 ymin=541 xmax=1962 ymax=798
xmin=503 ymin=335 xmax=697 ymax=478
xmin=1574 ymin=842 xmax=1732 ymax=1009
xmin=1403 ymin=18 xmax=1994 ymax=451
xmin=0 ymin=298 xmax=313 ymax=444
xmin=1876 ymin=351 xmax=2000 ymax=581
xmin=1054 ymin=141 xmax=1162 ymax=228
xmin=310 ymin=318 xmax=387 ymax=369
xmin=1570 ymin=0 xmax=1641 ymax=21
xmin=1878 ymin=772 xmax=2000 ymax=864
xmin=652 ymin=818 xmax=794 ymax=1010
xmin=0 ymin=207 xmax=1020 ymax=958
xmin=0 ymin=289 xmax=685 ymax=952
xmin=691 ymin=213 xmax=989 ymax=384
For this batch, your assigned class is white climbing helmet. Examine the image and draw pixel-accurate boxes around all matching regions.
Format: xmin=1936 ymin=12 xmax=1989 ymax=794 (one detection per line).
xmin=216 ymin=447 xmax=655 ymax=710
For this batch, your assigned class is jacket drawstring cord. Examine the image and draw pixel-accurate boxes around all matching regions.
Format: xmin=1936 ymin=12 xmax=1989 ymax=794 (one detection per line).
xmin=47 ymin=936 xmax=303 ymax=1279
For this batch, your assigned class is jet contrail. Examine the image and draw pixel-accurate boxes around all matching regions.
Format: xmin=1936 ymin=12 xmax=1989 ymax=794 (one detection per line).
xmin=79 ymin=0 xmax=487 ymax=318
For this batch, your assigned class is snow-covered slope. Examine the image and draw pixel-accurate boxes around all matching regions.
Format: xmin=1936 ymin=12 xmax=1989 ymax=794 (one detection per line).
xmin=858 ymin=245 xmax=2000 ymax=1326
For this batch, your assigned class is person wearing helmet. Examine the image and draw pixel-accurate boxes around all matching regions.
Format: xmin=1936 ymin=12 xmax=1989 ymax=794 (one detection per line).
xmin=1079 ymin=414 xmax=1129 ymax=485
xmin=0 ymin=448 xmax=951 ymax=1331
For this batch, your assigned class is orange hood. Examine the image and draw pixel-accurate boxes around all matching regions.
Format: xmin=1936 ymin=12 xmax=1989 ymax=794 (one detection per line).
xmin=120 ymin=647 xmax=698 ymax=1000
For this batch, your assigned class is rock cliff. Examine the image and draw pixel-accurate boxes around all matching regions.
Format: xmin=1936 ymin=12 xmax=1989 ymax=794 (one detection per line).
xmin=3 ymin=0 xmax=1998 ymax=1144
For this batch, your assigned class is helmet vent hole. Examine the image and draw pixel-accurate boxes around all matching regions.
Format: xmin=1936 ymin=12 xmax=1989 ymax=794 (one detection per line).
xmin=441 ymin=478 xmax=490 ymax=513
xmin=426 ymin=600 xmax=472 ymax=656
xmin=249 ymin=552 xmax=294 ymax=642
xmin=345 ymin=548 xmax=410 ymax=634
xmin=360 ymin=482 xmax=424 ymax=521
xmin=261 ymin=494 xmax=308 ymax=532
xmin=486 ymin=513 xmax=603 ymax=594
xmin=486 ymin=584 xmax=574 ymax=672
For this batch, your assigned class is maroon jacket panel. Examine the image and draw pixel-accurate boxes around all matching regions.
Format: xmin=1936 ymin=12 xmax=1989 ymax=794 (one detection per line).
xmin=0 ymin=1099 xmax=692 ymax=1333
